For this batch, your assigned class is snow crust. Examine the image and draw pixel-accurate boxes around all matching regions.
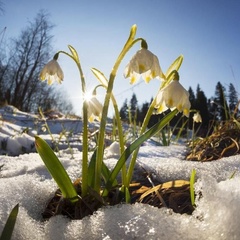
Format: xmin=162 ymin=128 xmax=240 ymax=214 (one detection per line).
xmin=1 ymin=105 xmax=240 ymax=239
xmin=1 ymin=146 xmax=240 ymax=239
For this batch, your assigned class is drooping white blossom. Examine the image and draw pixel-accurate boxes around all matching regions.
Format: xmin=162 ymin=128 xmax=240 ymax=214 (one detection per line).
xmin=124 ymin=48 xmax=163 ymax=84
xmin=39 ymin=59 xmax=64 ymax=85
xmin=85 ymin=95 xmax=103 ymax=123
xmin=193 ymin=112 xmax=202 ymax=123
xmin=155 ymin=80 xmax=191 ymax=117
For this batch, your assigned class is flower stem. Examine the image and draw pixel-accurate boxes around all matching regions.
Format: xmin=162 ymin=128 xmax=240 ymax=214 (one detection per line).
xmin=126 ymin=57 xmax=184 ymax=187
xmin=58 ymin=49 xmax=89 ymax=197
xmin=110 ymin=94 xmax=127 ymax=185
xmin=94 ymin=25 xmax=140 ymax=193
xmin=126 ymin=98 xmax=157 ymax=186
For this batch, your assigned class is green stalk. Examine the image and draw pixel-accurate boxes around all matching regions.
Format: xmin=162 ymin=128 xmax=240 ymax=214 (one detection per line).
xmin=58 ymin=46 xmax=88 ymax=196
xmin=91 ymin=70 xmax=127 ymax=187
xmin=94 ymin=25 xmax=142 ymax=193
xmin=126 ymin=57 xmax=184 ymax=187
xmin=110 ymin=94 xmax=127 ymax=185
xmin=126 ymin=98 xmax=157 ymax=186
xmin=190 ymin=169 xmax=196 ymax=207
xmin=103 ymin=109 xmax=178 ymax=196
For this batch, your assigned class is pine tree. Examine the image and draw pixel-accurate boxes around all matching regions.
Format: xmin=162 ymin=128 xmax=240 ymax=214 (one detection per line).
xmin=214 ymin=82 xmax=230 ymax=121
xmin=188 ymin=87 xmax=196 ymax=129
xmin=138 ymin=101 xmax=150 ymax=124
xmin=188 ymin=87 xmax=196 ymax=107
xmin=129 ymin=93 xmax=138 ymax=123
xmin=119 ymin=98 xmax=128 ymax=122
xmin=228 ymin=83 xmax=239 ymax=117
xmin=195 ymin=85 xmax=210 ymax=136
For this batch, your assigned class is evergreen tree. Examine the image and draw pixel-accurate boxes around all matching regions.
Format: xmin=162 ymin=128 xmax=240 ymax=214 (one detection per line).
xmin=196 ymin=88 xmax=209 ymax=124
xmin=188 ymin=87 xmax=196 ymax=129
xmin=138 ymin=101 xmax=149 ymax=124
xmin=188 ymin=87 xmax=196 ymax=107
xmin=194 ymin=84 xmax=210 ymax=135
xmin=119 ymin=98 xmax=128 ymax=122
xmin=214 ymin=82 xmax=230 ymax=120
xmin=129 ymin=93 xmax=138 ymax=123
xmin=228 ymin=83 xmax=239 ymax=116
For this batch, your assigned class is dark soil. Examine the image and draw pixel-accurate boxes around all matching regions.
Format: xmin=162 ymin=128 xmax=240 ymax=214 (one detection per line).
xmin=42 ymin=178 xmax=194 ymax=220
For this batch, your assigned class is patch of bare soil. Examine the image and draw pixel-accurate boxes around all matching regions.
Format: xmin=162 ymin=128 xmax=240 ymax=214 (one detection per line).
xmin=42 ymin=177 xmax=194 ymax=220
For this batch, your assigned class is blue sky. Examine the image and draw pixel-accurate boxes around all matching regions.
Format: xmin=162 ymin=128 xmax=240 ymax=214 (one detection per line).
xmin=1 ymin=0 xmax=240 ymax=115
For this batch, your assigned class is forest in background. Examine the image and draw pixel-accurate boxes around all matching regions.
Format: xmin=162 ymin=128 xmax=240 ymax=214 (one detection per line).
xmin=119 ymin=81 xmax=239 ymax=137
xmin=1 ymin=9 xmax=239 ymax=135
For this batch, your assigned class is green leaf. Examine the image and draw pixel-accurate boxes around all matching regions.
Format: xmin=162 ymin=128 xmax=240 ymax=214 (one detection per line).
xmin=129 ymin=24 xmax=137 ymax=42
xmin=88 ymin=148 xmax=118 ymax=188
xmin=161 ymin=129 xmax=168 ymax=146
xmin=68 ymin=45 xmax=80 ymax=63
xmin=103 ymin=109 xmax=178 ymax=195
xmin=190 ymin=169 xmax=196 ymax=207
xmin=0 ymin=204 xmax=19 ymax=240
xmin=91 ymin=68 xmax=108 ymax=87
xmin=165 ymin=55 xmax=183 ymax=79
xmin=35 ymin=136 xmax=78 ymax=203
xmin=87 ymin=148 xmax=97 ymax=188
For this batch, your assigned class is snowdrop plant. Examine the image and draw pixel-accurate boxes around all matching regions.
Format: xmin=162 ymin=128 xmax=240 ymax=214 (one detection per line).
xmin=35 ymin=24 xmax=191 ymax=206
xmin=191 ymin=111 xmax=202 ymax=141
xmin=39 ymin=58 xmax=64 ymax=85
xmin=155 ymin=78 xmax=191 ymax=117
xmin=124 ymin=57 xmax=190 ymax=190
xmin=84 ymin=92 xmax=103 ymax=123
xmin=193 ymin=112 xmax=202 ymax=123
xmin=124 ymin=46 xmax=163 ymax=84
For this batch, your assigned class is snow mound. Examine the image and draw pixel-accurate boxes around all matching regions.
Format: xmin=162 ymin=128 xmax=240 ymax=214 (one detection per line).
xmin=0 ymin=105 xmax=83 ymax=155
xmin=0 ymin=146 xmax=240 ymax=239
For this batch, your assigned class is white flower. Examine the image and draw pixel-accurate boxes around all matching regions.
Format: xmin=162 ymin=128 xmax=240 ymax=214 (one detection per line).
xmin=85 ymin=95 xmax=103 ymax=123
xmin=193 ymin=112 xmax=202 ymax=123
xmin=39 ymin=59 xmax=64 ymax=85
xmin=155 ymin=80 xmax=191 ymax=117
xmin=124 ymin=48 xmax=163 ymax=84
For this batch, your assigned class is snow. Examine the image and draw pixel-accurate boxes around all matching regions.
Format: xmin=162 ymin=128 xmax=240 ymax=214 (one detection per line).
xmin=1 ymin=105 xmax=240 ymax=240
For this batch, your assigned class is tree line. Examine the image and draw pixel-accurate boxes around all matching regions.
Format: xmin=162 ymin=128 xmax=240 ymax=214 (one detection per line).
xmin=1 ymin=9 xmax=239 ymax=127
xmin=0 ymin=11 xmax=73 ymax=114
xmin=119 ymin=82 xmax=239 ymax=137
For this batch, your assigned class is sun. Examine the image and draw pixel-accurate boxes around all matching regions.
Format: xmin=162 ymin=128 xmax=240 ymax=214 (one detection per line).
xmin=83 ymin=91 xmax=94 ymax=102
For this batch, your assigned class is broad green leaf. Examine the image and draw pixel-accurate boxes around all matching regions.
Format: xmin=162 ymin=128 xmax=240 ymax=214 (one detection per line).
xmin=165 ymin=55 xmax=183 ymax=79
xmin=88 ymin=148 xmax=117 ymax=188
xmin=103 ymin=109 xmax=178 ymax=195
xmin=35 ymin=136 xmax=78 ymax=203
xmin=190 ymin=169 xmax=196 ymax=207
xmin=119 ymin=185 xmax=131 ymax=203
xmin=161 ymin=129 xmax=168 ymax=146
xmin=91 ymin=68 xmax=108 ymax=87
xmin=0 ymin=204 xmax=19 ymax=240
xmin=87 ymin=148 xmax=97 ymax=188
xmin=68 ymin=45 xmax=80 ymax=63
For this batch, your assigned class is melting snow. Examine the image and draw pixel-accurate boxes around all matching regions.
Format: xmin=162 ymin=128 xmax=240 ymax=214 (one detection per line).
xmin=1 ymin=105 xmax=240 ymax=239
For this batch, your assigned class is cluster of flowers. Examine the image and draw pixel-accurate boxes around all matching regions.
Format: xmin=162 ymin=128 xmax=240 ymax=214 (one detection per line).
xmin=37 ymin=27 xmax=204 ymax=207
xmin=40 ymin=47 xmax=192 ymax=120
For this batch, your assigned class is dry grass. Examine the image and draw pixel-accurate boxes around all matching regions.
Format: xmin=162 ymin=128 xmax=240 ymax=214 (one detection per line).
xmin=42 ymin=176 xmax=194 ymax=220
xmin=186 ymin=119 xmax=240 ymax=161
